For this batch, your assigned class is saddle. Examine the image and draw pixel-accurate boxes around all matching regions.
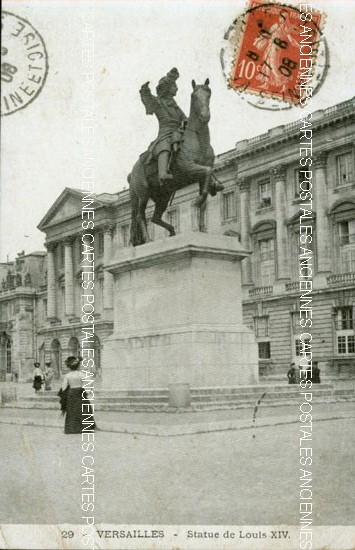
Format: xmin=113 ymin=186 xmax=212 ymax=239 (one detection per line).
xmin=139 ymin=129 xmax=184 ymax=186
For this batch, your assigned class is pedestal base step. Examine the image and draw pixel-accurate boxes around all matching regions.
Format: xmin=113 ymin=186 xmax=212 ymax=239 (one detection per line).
xmin=5 ymin=384 xmax=355 ymax=412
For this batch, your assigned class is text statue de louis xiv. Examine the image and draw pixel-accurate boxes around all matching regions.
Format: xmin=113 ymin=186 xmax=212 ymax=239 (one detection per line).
xmin=128 ymin=67 xmax=224 ymax=246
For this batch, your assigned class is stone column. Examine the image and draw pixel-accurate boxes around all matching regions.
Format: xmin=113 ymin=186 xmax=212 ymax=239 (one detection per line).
xmin=238 ymin=177 xmax=253 ymax=285
xmin=314 ymin=152 xmax=330 ymax=273
xmin=103 ymin=225 xmax=114 ymax=309
xmin=64 ymin=239 xmax=74 ymax=317
xmin=46 ymin=243 xmax=57 ymax=319
xmin=271 ymin=165 xmax=289 ymax=280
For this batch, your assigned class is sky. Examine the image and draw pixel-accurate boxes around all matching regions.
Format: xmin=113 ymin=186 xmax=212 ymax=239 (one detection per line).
xmin=1 ymin=0 xmax=355 ymax=261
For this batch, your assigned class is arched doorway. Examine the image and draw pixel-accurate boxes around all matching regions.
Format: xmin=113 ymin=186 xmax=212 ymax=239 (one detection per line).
xmin=50 ymin=339 xmax=62 ymax=379
xmin=68 ymin=336 xmax=80 ymax=358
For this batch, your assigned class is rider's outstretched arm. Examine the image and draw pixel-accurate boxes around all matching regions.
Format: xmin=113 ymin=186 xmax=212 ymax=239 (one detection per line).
xmin=139 ymin=82 xmax=160 ymax=115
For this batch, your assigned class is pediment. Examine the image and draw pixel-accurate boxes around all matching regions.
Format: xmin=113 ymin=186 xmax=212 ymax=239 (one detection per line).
xmin=37 ymin=188 xmax=83 ymax=229
xmin=251 ymin=219 xmax=276 ymax=235
xmin=329 ymin=199 xmax=355 ymax=220
xmin=49 ymin=194 xmax=83 ymax=224
xmin=37 ymin=188 xmax=103 ymax=230
xmin=38 ymin=187 xmax=117 ymax=230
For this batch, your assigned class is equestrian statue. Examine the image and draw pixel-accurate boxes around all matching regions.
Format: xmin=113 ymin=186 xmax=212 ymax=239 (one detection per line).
xmin=128 ymin=67 xmax=224 ymax=246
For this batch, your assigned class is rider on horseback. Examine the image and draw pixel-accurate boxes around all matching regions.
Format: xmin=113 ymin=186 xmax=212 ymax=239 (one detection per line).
xmin=139 ymin=67 xmax=187 ymax=187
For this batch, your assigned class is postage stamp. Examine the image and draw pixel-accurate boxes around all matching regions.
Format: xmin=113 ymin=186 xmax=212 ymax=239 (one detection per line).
xmin=1 ymin=11 xmax=48 ymax=116
xmin=222 ymin=0 xmax=326 ymax=108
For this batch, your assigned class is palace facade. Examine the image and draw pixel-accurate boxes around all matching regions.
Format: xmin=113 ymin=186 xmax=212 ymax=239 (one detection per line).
xmin=1 ymin=96 xmax=354 ymax=382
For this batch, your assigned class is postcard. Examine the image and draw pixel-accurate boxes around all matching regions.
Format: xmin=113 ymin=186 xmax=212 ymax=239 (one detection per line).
xmin=1 ymin=1 xmax=354 ymax=549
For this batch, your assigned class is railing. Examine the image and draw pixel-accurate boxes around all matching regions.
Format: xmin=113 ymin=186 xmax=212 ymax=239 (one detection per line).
xmin=324 ymin=97 xmax=355 ymax=116
xmin=285 ymin=281 xmax=299 ymax=291
xmin=285 ymin=120 xmax=300 ymax=133
xmin=248 ymin=134 xmax=268 ymax=146
xmin=216 ymin=96 xmax=355 ymax=166
xmin=249 ymin=286 xmax=273 ymax=297
xmin=327 ymin=273 xmax=355 ymax=286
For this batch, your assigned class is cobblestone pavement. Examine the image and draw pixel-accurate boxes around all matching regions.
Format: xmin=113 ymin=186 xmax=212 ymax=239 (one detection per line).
xmin=1 ymin=413 xmax=354 ymax=526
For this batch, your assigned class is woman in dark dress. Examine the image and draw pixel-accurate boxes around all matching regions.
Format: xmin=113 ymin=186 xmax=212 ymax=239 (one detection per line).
xmin=33 ymin=363 xmax=44 ymax=393
xmin=58 ymin=356 xmax=95 ymax=434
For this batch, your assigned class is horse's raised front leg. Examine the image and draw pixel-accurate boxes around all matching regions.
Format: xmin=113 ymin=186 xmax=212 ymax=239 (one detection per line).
xmin=152 ymin=196 xmax=176 ymax=237
xmin=137 ymin=197 xmax=152 ymax=243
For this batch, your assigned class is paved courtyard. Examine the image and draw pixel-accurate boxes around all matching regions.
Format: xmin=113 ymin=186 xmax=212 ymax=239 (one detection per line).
xmin=1 ymin=412 xmax=354 ymax=526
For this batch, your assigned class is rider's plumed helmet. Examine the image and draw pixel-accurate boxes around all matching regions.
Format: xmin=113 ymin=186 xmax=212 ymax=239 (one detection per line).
xmin=156 ymin=67 xmax=179 ymax=97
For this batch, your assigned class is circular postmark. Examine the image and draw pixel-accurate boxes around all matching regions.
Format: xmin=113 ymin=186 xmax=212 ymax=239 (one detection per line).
xmin=1 ymin=11 xmax=48 ymax=116
xmin=221 ymin=1 xmax=329 ymax=110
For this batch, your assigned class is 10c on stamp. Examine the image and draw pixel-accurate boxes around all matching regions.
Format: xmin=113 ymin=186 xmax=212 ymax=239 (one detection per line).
xmin=1 ymin=11 xmax=48 ymax=116
xmin=223 ymin=0 xmax=325 ymax=108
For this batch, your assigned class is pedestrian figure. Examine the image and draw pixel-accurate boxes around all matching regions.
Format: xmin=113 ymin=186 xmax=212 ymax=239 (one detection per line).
xmin=32 ymin=363 xmax=44 ymax=393
xmin=287 ymin=363 xmax=297 ymax=384
xmin=58 ymin=356 xmax=95 ymax=434
xmin=312 ymin=361 xmax=321 ymax=384
xmin=44 ymin=362 xmax=54 ymax=391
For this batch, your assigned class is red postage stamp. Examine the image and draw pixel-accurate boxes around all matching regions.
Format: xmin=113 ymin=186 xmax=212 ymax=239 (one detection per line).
xmin=228 ymin=0 xmax=325 ymax=105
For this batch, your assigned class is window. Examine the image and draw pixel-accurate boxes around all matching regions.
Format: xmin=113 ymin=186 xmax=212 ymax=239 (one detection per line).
xmin=166 ymin=209 xmax=179 ymax=233
xmin=192 ymin=201 xmax=207 ymax=231
xmin=200 ymin=205 xmax=207 ymax=230
xmin=339 ymin=220 xmax=355 ymax=273
xmin=258 ymin=341 xmax=271 ymax=359
xmin=295 ymin=169 xmax=311 ymax=197
xmin=341 ymin=250 xmax=355 ymax=273
xmin=259 ymin=180 xmax=272 ymax=208
xmin=335 ymin=307 xmax=353 ymax=330
xmin=121 ymin=224 xmax=130 ymax=247
xmin=335 ymin=306 xmax=354 ymax=355
xmin=97 ymin=233 xmax=104 ymax=256
xmin=339 ymin=220 xmax=355 ymax=245
xmin=295 ymin=338 xmax=311 ymax=356
xmin=255 ymin=316 xmax=269 ymax=337
xmin=222 ymin=191 xmax=235 ymax=221
xmin=337 ymin=335 xmax=355 ymax=354
xmin=258 ymin=238 xmax=275 ymax=286
xmin=6 ymin=339 xmax=11 ymax=374
xmin=337 ymin=152 xmax=354 ymax=186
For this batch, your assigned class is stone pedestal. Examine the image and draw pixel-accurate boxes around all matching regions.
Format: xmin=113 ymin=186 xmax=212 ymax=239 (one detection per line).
xmin=103 ymin=233 xmax=259 ymax=389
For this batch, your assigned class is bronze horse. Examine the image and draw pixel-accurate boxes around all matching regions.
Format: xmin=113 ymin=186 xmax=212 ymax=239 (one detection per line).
xmin=128 ymin=79 xmax=223 ymax=246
